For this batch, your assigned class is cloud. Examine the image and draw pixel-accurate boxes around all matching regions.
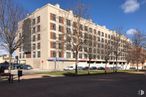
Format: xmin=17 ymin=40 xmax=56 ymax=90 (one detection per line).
xmin=121 ymin=0 xmax=140 ymax=13
xmin=0 ymin=49 xmax=7 ymax=55
xmin=126 ymin=28 xmax=137 ymax=35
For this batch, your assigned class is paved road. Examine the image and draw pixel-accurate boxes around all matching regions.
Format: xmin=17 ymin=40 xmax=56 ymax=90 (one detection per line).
xmin=0 ymin=73 xmax=146 ymax=97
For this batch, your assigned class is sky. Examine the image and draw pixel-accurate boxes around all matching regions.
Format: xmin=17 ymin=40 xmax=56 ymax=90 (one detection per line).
xmin=14 ymin=0 xmax=146 ymax=33
xmin=1 ymin=0 xmax=146 ymax=55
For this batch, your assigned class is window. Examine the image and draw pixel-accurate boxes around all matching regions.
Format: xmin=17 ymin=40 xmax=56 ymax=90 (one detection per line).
xmin=73 ymin=22 xmax=77 ymax=28
xmin=66 ymin=28 xmax=71 ymax=34
xmin=73 ymin=37 xmax=77 ymax=43
xmin=101 ymin=38 xmax=104 ymax=42
xmin=66 ymin=44 xmax=71 ymax=50
xmin=105 ymin=33 xmax=107 ymax=38
xmin=98 ymin=37 xmax=100 ymax=42
xmin=37 ymin=25 xmax=40 ymax=32
xmin=84 ymin=54 xmax=87 ymax=58
xmin=37 ymin=34 xmax=40 ymax=40
xmin=33 ymin=52 xmax=36 ymax=58
xmin=94 ymin=29 xmax=96 ymax=34
xmin=94 ymin=49 xmax=96 ymax=53
xmin=19 ymin=53 xmax=21 ymax=58
xmin=59 ymin=52 xmax=63 ymax=57
xmin=101 ymin=44 xmax=104 ymax=48
xmin=102 ymin=32 xmax=104 ymax=37
xmin=37 ymin=16 xmax=40 ymax=23
xmin=50 ymin=23 xmax=56 ymax=30
xmin=37 ymin=51 xmax=41 ymax=58
xmin=59 ymin=25 xmax=63 ymax=32
xmin=97 ymin=55 xmax=100 ymax=59
xmin=59 ymin=43 xmax=63 ymax=49
xmin=84 ymin=26 xmax=88 ymax=31
xmin=33 ymin=27 xmax=35 ymax=33
xmin=93 ymin=55 xmax=96 ymax=59
xmin=105 ymin=39 xmax=107 ymax=43
xmin=73 ymin=53 xmax=76 ymax=58
xmin=33 ymin=44 xmax=36 ymax=50
xmin=37 ymin=43 xmax=40 ymax=49
xmin=33 ymin=35 xmax=36 ymax=42
xmin=108 ymin=35 xmax=110 ymax=39
xmin=66 ymin=19 xmax=71 ymax=26
xmin=23 ymin=53 xmax=25 ymax=58
xmin=66 ymin=52 xmax=71 ymax=58
xmin=98 ymin=43 xmax=100 ymax=48
xmin=73 ymin=29 xmax=77 ymax=35
xmin=89 ymin=28 xmax=92 ymax=33
xmin=59 ymin=16 xmax=64 ymax=24
xmin=51 ymin=32 xmax=56 ymax=39
xmin=50 ymin=42 xmax=56 ymax=48
xmin=97 ymin=49 xmax=100 ymax=54
xmin=50 ymin=13 xmax=56 ymax=21
xmin=79 ymin=53 xmax=82 ymax=58
xmin=32 ymin=19 xmax=35 ymax=25
xmin=59 ymin=34 xmax=63 ymax=40
xmin=98 ymin=31 xmax=100 ymax=35
xmin=51 ymin=51 xmax=56 ymax=57
xmin=79 ymin=46 xmax=82 ymax=51
xmin=66 ymin=35 xmax=71 ymax=42
xmin=80 ymin=24 xmax=83 ymax=30
xmin=84 ymin=47 xmax=87 ymax=52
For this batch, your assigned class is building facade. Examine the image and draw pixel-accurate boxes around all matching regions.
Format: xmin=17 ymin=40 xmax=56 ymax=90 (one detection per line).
xmin=16 ymin=3 xmax=129 ymax=71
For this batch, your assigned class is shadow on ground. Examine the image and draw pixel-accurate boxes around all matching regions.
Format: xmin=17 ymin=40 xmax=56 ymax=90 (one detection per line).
xmin=0 ymin=72 xmax=146 ymax=97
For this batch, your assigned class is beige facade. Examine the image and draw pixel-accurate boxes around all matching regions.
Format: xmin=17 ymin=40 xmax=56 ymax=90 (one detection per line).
xmin=0 ymin=54 xmax=15 ymax=63
xmin=16 ymin=3 xmax=129 ymax=71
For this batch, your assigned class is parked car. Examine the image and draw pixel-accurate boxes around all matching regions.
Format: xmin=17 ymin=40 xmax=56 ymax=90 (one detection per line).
xmin=110 ymin=67 xmax=122 ymax=70
xmin=129 ymin=67 xmax=136 ymax=70
xmin=77 ymin=66 xmax=83 ymax=70
xmin=11 ymin=63 xmax=32 ymax=70
xmin=0 ymin=62 xmax=9 ymax=70
xmin=82 ymin=66 xmax=89 ymax=70
xmin=64 ymin=66 xmax=75 ymax=71
xmin=97 ymin=67 xmax=105 ymax=70
xmin=18 ymin=64 xmax=33 ymax=70
xmin=90 ymin=66 xmax=97 ymax=70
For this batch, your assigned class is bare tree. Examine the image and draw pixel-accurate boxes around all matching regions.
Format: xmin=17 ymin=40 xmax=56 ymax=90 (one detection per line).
xmin=103 ymin=39 xmax=113 ymax=73
xmin=0 ymin=0 xmax=26 ymax=73
xmin=65 ymin=2 xmax=89 ymax=75
xmin=112 ymin=30 xmax=123 ymax=72
xmin=124 ymin=41 xmax=133 ymax=70
xmin=131 ymin=30 xmax=144 ymax=71
xmin=140 ymin=50 xmax=146 ymax=70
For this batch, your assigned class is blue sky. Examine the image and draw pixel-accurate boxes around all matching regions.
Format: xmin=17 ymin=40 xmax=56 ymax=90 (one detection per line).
xmin=15 ymin=0 xmax=146 ymax=33
xmin=1 ymin=0 xmax=146 ymax=55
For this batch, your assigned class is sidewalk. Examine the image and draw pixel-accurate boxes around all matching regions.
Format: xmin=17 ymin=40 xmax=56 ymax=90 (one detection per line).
xmin=21 ymin=74 xmax=64 ymax=80
xmin=4 ymin=69 xmax=64 ymax=80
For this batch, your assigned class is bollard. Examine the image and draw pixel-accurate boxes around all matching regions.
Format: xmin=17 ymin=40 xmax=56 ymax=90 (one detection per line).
xmin=18 ymin=69 xmax=23 ymax=82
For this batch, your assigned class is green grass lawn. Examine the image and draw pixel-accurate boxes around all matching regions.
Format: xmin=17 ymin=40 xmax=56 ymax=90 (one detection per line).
xmin=36 ymin=70 xmax=115 ymax=76
xmin=35 ymin=69 xmax=141 ymax=76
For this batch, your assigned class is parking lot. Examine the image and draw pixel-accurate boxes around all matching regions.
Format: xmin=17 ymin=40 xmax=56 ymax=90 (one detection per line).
xmin=0 ymin=72 xmax=146 ymax=97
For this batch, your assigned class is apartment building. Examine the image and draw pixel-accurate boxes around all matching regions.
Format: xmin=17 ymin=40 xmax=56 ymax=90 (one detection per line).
xmin=16 ymin=3 xmax=129 ymax=71
xmin=0 ymin=54 xmax=15 ymax=63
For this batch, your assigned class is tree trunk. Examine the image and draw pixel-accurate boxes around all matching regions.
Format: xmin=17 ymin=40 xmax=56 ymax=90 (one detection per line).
xmin=105 ymin=62 xmax=107 ymax=74
xmin=125 ymin=63 xmax=128 ymax=70
xmin=142 ymin=63 xmax=144 ymax=70
xmin=136 ymin=62 xmax=139 ymax=71
xmin=88 ymin=62 xmax=90 ymax=75
xmin=8 ymin=53 xmax=12 ymax=73
xmin=115 ymin=57 xmax=118 ymax=72
xmin=75 ymin=53 xmax=78 ymax=75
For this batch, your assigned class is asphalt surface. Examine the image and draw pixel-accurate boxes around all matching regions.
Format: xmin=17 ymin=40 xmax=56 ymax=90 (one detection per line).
xmin=0 ymin=72 xmax=146 ymax=97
